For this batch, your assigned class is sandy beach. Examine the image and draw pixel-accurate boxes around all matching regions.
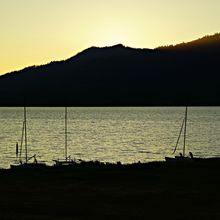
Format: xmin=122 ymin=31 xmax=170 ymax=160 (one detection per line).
xmin=0 ymin=160 xmax=220 ymax=219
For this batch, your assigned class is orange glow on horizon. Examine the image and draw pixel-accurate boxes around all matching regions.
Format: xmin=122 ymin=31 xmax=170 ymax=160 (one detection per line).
xmin=0 ymin=0 xmax=220 ymax=75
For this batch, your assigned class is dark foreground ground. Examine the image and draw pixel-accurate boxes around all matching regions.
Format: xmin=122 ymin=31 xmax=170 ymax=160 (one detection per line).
xmin=0 ymin=160 xmax=220 ymax=220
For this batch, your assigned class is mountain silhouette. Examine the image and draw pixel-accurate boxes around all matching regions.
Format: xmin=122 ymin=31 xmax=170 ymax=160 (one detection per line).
xmin=0 ymin=33 xmax=220 ymax=106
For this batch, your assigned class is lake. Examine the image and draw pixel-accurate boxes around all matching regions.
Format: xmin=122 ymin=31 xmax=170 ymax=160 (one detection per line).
xmin=0 ymin=107 xmax=220 ymax=168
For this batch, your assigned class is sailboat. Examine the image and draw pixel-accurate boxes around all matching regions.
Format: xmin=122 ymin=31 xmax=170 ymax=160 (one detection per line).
xmin=53 ymin=107 xmax=77 ymax=166
xmin=165 ymin=107 xmax=194 ymax=162
xmin=10 ymin=107 xmax=47 ymax=169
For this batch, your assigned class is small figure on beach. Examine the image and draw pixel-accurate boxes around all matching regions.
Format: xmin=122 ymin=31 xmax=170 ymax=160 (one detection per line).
xmin=16 ymin=142 xmax=19 ymax=158
xmin=34 ymin=155 xmax=38 ymax=164
xmin=189 ymin=152 xmax=193 ymax=159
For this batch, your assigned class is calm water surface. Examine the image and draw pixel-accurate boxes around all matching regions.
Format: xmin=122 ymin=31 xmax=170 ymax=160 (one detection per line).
xmin=0 ymin=107 xmax=220 ymax=168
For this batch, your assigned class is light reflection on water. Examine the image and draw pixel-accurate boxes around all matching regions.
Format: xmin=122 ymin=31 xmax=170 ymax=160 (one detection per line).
xmin=0 ymin=107 xmax=220 ymax=168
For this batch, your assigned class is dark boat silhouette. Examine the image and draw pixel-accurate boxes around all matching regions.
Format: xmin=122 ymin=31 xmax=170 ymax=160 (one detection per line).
xmin=53 ymin=107 xmax=79 ymax=166
xmin=10 ymin=107 xmax=46 ymax=169
xmin=165 ymin=107 xmax=194 ymax=162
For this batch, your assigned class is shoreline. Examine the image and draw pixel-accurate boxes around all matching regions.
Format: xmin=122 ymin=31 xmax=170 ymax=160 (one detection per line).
xmin=0 ymin=156 xmax=220 ymax=168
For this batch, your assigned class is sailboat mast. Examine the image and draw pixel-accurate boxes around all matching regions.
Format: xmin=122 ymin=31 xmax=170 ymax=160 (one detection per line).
xmin=19 ymin=121 xmax=25 ymax=160
xmin=183 ymin=106 xmax=188 ymax=157
xmin=65 ymin=107 xmax=68 ymax=161
xmin=24 ymin=106 xmax=28 ymax=163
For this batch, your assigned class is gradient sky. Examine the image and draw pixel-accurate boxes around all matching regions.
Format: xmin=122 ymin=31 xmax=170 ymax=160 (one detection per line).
xmin=0 ymin=0 xmax=220 ymax=75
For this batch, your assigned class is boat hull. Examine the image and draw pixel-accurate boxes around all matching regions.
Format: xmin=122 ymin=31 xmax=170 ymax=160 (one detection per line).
xmin=10 ymin=163 xmax=47 ymax=170
xmin=53 ymin=160 xmax=78 ymax=166
xmin=165 ymin=156 xmax=193 ymax=162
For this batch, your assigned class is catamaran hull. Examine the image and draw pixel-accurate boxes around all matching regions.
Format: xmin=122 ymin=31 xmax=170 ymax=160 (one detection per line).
xmin=10 ymin=163 xmax=47 ymax=169
xmin=165 ymin=156 xmax=193 ymax=162
xmin=53 ymin=160 xmax=78 ymax=166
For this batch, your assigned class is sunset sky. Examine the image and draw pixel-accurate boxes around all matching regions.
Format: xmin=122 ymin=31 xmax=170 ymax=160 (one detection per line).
xmin=0 ymin=0 xmax=220 ymax=75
